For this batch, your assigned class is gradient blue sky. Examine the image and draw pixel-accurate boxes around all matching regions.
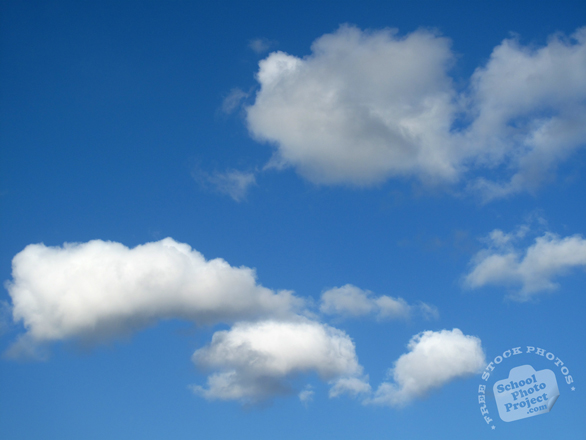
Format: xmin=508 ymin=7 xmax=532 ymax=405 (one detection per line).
xmin=1 ymin=1 xmax=585 ymax=439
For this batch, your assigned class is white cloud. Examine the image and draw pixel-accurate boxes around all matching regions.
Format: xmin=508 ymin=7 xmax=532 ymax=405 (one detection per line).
xmin=191 ymin=319 xmax=364 ymax=403
xmin=320 ymin=285 xmax=377 ymax=317
xmin=248 ymin=38 xmax=277 ymax=54
xmin=247 ymin=25 xmax=459 ymax=186
xmin=416 ymin=302 xmax=440 ymax=321
xmin=368 ymin=329 xmax=485 ymax=407
xmin=375 ymin=295 xmax=412 ymax=320
xmin=205 ymin=169 xmax=257 ymax=202
xmin=6 ymin=238 xmax=300 ymax=344
xmin=193 ymin=166 xmax=257 ymax=202
xmin=466 ymin=28 xmax=586 ymax=200
xmin=298 ymin=385 xmax=314 ymax=404
xmin=329 ymin=376 xmax=372 ymax=398
xmin=244 ymin=25 xmax=586 ymax=198
xmin=221 ymin=88 xmax=249 ymax=114
xmin=319 ymin=284 xmax=437 ymax=320
xmin=464 ymin=229 xmax=586 ymax=299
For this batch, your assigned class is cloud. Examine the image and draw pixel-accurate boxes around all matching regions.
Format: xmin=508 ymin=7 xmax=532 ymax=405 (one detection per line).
xmin=247 ymin=25 xmax=459 ymax=186
xmin=244 ymin=25 xmax=586 ymax=198
xmin=329 ymin=376 xmax=372 ymax=398
xmin=191 ymin=318 xmax=364 ymax=403
xmin=298 ymin=385 xmax=314 ymax=404
xmin=320 ymin=285 xmax=378 ymax=317
xmin=319 ymin=284 xmax=437 ymax=320
xmin=248 ymin=38 xmax=277 ymax=54
xmin=192 ymin=322 xmax=483 ymax=408
xmin=6 ymin=238 xmax=485 ymax=409
xmin=368 ymin=329 xmax=485 ymax=407
xmin=6 ymin=238 xmax=301 ymax=345
xmin=416 ymin=302 xmax=440 ymax=320
xmin=204 ymin=169 xmax=257 ymax=202
xmin=464 ymin=229 xmax=586 ymax=300
xmin=466 ymin=27 xmax=586 ymax=200
xmin=221 ymin=88 xmax=249 ymax=114
xmin=194 ymin=165 xmax=257 ymax=202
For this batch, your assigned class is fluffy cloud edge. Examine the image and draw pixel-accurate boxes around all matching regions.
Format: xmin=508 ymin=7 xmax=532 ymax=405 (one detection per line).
xmin=6 ymin=238 xmax=302 ymax=348
xmin=194 ymin=167 xmax=257 ymax=202
xmin=242 ymin=25 xmax=586 ymax=199
xmin=366 ymin=329 xmax=486 ymax=407
xmin=464 ymin=228 xmax=586 ymax=300
xmin=190 ymin=324 xmax=484 ymax=407
xmin=319 ymin=284 xmax=438 ymax=321
xmin=191 ymin=318 xmax=365 ymax=403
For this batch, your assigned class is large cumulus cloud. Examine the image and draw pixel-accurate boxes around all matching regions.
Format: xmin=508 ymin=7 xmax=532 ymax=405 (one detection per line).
xmin=4 ymin=239 xmax=486 ymax=408
xmin=245 ymin=25 xmax=586 ymax=198
xmin=247 ymin=25 xmax=459 ymax=186
xmin=6 ymin=238 xmax=300 ymax=344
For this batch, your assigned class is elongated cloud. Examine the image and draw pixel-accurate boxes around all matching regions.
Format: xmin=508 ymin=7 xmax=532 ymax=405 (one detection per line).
xmin=192 ymin=325 xmax=484 ymax=405
xmin=320 ymin=284 xmax=438 ymax=320
xmin=464 ymin=229 xmax=586 ymax=299
xmin=368 ymin=329 xmax=486 ymax=407
xmin=191 ymin=319 xmax=365 ymax=403
xmin=244 ymin=25 xmax=586 ymax=198
xmin=6 ymin=238 xmax=300 ymax=344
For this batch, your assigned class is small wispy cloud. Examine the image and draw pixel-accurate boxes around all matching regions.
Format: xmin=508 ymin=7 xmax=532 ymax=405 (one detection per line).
xmin=221 ymin=88 xmax=249 ymax=114
xmin=248 ymin=37 xmax=277 ymax=54
xmin=319 ymin=284 xmax=438 ymax=321
xmin=298 ymin=385 xmax=315 ymax=405
xmin=329 ymin=376 xmax=371 ymax=399
xmin=194 ymin=167 xmax=257 ymax=202
xmin=207 ymin=170 xmax=257 ymax=202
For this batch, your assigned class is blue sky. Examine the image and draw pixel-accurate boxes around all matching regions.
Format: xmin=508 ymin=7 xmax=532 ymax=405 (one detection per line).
xmin=1 ymin=1 xmax=585 ymax=439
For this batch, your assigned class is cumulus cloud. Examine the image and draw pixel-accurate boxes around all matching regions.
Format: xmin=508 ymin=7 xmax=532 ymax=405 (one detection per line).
xmin=368 ymin=329 xmax=486 ymax=407
xmin=6 ymin=238 xmax=300 ymax=345
xmin=247 ymin=25 xmax=459 ymax=186
xmin=466 ymin=28 xmax=586 ymax=199
xmin=190 ymin=319 xmax=364 ymax=403
xmin=244 ymin=25 xmax=586 ymax=198
xmin=464 ymin=229 xmax=586 ymax=300
xmin=319 ymin=284 xmax=437 ymax=320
